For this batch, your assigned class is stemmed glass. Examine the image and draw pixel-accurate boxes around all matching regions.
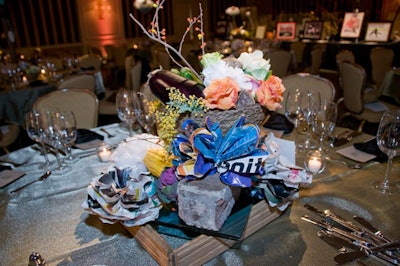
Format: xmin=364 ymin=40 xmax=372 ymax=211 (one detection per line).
xmin=25 ymin=110 xmax=53 ymax=169
xmin=134 ymin=92 xmax=157 ymax=135
xmin=116 ymin=90 xmax=137 ymax=137
xmin=312 ymin=100 xmax=337 ymax=154
xmin=285 ymin=89 xmax=305 ymax=151
xmin=298 ymin=90 xmax=320 ymax=150
xmin=39 ymin=109 xmax=72 ymax=175
xmin=371 ymin=110 xmax=400 ymax=194
xmin=59 ymin=110 xmax=79 ymax=164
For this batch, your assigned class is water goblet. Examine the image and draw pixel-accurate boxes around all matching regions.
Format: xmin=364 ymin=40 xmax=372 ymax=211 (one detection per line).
xmin=285 ymin=89 xmax=304 ymax=151
xmin=39 ymin=109 xmax=72 ymax=175
xmin=25 ymin=111 xmax=53 ymax=169
xmin=116 ymin=90 xmax=137 ymax=137
xmin=59 ymin=110 xmax=79 ymax=164
xmin=312 ymin=100 xmax=337 ymax=154
xmin=371 ymin=110 xmax=400 ymax=194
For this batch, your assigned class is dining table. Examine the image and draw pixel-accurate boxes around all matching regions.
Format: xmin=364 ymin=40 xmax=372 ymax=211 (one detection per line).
xmin=0 ymin=123 xmax=399 ymax=265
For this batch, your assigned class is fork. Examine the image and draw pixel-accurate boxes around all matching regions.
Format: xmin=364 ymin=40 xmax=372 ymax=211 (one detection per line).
xmin=325 ymin=157 xmax=363 ymax=169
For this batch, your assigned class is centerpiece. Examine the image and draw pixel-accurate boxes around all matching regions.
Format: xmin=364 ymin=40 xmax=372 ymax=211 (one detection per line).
xmin=83 ymin=1 xmax=312 ymax=264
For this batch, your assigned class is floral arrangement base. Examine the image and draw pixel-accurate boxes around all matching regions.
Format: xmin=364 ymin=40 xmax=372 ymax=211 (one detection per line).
xmin=189 ymin=102 xmax=265 ymax=134
xmin=123 ymin=199 xmax=281 ymax=266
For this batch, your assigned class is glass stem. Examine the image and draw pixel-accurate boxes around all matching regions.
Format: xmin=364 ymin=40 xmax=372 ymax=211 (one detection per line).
xmin=67 ymin=146 xmax=73 ymax=159
xmin=381 ymin=155 xmax=394 ymax=188
xmin=40 ymin=143 xmax=51 ymax=165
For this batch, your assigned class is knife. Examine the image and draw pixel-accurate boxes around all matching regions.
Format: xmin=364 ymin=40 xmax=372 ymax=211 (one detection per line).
xmin=334 ymin=240 xmax=400 ymax=265
xmin=10 ymin=170 xmax=52 ymax=193
xmin=353 ymin=216 xmax=392 ymax=243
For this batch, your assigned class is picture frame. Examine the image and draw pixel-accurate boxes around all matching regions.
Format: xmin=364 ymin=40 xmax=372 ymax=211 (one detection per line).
xmin=364 ymin=22 xmax=392 ymax=42
xmin=340 ymin=12 xmax=365 ymax=38
xmin=276 ymin=22 xmax=296 ymax=40
xmin=303 ymin=21 xmax=323 ymax=40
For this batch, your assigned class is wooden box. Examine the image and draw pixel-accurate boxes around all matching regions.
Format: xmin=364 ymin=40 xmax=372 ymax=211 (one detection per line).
xmin=124 ymin=200 xmax=281 ymax=266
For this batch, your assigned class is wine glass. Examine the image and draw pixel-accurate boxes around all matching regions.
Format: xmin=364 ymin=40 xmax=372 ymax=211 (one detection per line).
xmin=116 ymin=90 xmax=137 ymax=136
xmin=312 ymin=100 xmax=337 ymax=154
xmin=25 ymin=111 xmax=53 ymax=169
xmin=285 ymin=88 xmax=303 ymax=129
xmin=371 ymin=110 xmax=400 ymax=194
xmin=298 ymin=90 xmax=320 ymax=150
xmin=134 ymin=92 xmax=157 ymax=135
xmin=39 ymin=109 xmax=72 ymax=175
xmin=59 ymin=110 xmax=78 ymax=164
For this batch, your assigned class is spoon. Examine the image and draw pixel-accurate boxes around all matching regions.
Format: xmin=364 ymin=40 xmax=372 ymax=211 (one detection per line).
xmin=10 ymin=170 xmax=52 ymax=193
xmin=100 ymin=128 xmax=115 ymax=138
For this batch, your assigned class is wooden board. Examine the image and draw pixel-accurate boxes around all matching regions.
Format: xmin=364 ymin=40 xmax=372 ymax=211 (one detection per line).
xmin=124 ymin=200 xmax=281 ymax=266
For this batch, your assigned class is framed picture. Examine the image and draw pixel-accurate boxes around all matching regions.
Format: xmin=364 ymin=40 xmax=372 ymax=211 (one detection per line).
xmin=303 ymin=21 xmax=323 ymax=39
xmin=276 ymin=22 xmax=296 ymax=40
xmin=364 ymin=22 xmax=392 ymax=42
xmin=340 ymin=12 xmax=365 ymax=38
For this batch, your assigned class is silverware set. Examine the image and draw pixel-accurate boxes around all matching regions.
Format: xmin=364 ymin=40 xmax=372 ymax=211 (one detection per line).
xmin=302 ymin=204 xmax=400 ymax=265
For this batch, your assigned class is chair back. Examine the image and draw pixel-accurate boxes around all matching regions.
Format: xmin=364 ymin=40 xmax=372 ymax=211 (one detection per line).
xmin=58 ymin=74 xmax=96 ymax=92
xmin=124 ymin=55 xmax=135 ymax=90
xmin=339 ymin=61 xmax=366 ymax=114
xmin=0 ymin=123 xmax=20 ymax=154
xmin=78 ymin=54 xmax=103 ymax=71
xmin=336 ymin=49 xmax=355 ymax=89
xmin=370 ymin=47 xmax=394 ymax=91
xmin=33 ymin=88 xmax=99 ymax=129
xmin=267 ymin=50 xmax=292 ymax=77
xmin=279 ymin=73 xmax=335 ymax=115
xmin=309 ymin=45 xmax=324 ymax=75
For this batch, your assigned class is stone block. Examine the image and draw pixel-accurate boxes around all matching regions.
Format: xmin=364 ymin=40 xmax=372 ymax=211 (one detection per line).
xmin=177 ymin=175 xmax=236 ymax=231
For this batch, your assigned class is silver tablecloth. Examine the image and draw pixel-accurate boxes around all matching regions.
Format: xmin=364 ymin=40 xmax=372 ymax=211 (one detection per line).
xmin=1 ymin=124 xmax=399 ymax=265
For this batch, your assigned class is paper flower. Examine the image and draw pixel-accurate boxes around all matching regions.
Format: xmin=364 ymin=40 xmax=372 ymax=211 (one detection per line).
xmin=201 ymin=50 xmax=285 ymax=112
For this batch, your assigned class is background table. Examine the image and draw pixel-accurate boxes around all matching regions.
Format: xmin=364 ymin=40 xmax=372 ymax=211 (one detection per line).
xmin=0 ymin=124 xmax=399 ymax=265
xmin=0 ymin=83 xmax=56 ymax=126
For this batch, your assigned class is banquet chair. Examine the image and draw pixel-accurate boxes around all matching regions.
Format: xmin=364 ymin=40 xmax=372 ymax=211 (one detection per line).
xmin=337 ymin=61 xmax=398 ymax=129
xmin=308 ymin=45 xmax=324 ymax=75
xmin=266 ymin=50 xmax=292 ymax=78
xmin=290 ymin=41 xmax=306 ymax=71
xmin=130 ymin=60 xmax=142 ymax=92
xmin=57 ymin=74 xmax=96 ymax=92
xmin=370 ymin=47 xmax=394 ymax=92
xmin=0 ymin=123 xmax=20 ymax=154
xmin=33 ymin=88 xmax=99 ymax=129
xmin=278 ymin=73 xmax=336 ymax=115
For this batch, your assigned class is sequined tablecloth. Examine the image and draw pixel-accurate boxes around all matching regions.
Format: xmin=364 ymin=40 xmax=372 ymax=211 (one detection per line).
xmin=0 ymin=124 xmax=399 ymax=265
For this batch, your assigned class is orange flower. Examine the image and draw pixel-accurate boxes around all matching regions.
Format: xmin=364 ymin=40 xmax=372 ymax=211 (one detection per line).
xmin=256 ymin=75 xmax=285 ymax=111
xmin=203 ymin=77 xmax=240 ymax=110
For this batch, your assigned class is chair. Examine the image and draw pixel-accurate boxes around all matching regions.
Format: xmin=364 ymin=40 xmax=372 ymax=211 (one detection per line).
xmin=78 ymin=54 xmax=103 ymax=71
xmin=0 ymin=123 xmax=20 ymax=154
xmin=266 ymin=50 xmax=292 ymax=78
xmin=278 ymin=73 xmax=336 ymax=115
xmin=370 ymin=47 xmax=394 ymax=92
xmin=290 ymin=41 xmax=306 ymax=71
xmin=338 ymin=61 xmax=399 ymax=129
xmin=33 ymin=88 xmax=99 ymax=129
xmin=58 ymin=74 xmax=96 ymax=92
xmin=308 ymin=45 xmax=324 ymax=75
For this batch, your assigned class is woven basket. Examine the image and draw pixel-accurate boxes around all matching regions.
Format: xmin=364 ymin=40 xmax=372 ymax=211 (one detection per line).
xmin=187 ymin=103 xmax=266 ymax=135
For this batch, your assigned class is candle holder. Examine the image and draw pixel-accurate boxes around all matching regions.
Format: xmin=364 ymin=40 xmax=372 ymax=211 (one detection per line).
xmin=97 ymin=144 xmax=113 ymax=163
xmin=304 ymin=150 xmax=326 ymax=175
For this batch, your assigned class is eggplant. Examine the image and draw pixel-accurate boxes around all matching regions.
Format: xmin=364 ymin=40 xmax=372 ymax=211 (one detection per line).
xmin=148 ymin=70 xmax=205 ymax=104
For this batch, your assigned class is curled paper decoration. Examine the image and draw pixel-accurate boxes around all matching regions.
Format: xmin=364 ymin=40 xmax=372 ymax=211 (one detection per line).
xmin=82 ymin=166 xmax=161 ymax=227
xmin=172 ymin=116 xmax=270 ymax=187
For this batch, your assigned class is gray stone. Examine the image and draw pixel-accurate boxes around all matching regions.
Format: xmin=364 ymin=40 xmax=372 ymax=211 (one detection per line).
xmin=177 ymin=175 xmax=236 ymax=231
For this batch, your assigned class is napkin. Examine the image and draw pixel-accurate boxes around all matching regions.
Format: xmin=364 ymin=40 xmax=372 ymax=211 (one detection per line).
xmin=76 ymin=129 xmax=104 ymax=144
xmin=0 ymin=168 xmax=26 ymax=188
xmin=353 ymin=139 xmax=388 ymax=163
xmin=262 ymin=112 xmax=294 ymax=134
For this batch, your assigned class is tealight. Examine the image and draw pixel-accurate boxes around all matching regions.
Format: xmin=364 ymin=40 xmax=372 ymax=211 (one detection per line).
xmin=304 ymin=150 xmax=326 ymax=175
xmin=97 ymin=144 xmax=113 ymax=163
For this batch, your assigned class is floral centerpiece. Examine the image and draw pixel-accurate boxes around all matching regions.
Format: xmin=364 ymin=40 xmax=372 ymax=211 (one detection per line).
xmin=83 ymin=0 xmax=312 ymax=232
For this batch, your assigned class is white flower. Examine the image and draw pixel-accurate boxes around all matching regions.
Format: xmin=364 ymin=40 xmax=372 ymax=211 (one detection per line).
xmin=202 ymin=60 xmax=248 ymax=89
xmin=238 ymin=50 xmax=271 ymax=80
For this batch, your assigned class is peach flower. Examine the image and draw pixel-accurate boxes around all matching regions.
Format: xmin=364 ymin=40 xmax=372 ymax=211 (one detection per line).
xmin=256 ymin=75 xmax=285 ymax=111
xmin=203 ymin=77 xmax=240 ymax=110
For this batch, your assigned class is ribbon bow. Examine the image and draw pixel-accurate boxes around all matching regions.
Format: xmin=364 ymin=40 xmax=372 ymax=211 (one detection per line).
xmin=172 ymin=117 xmax=270 ymax=187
